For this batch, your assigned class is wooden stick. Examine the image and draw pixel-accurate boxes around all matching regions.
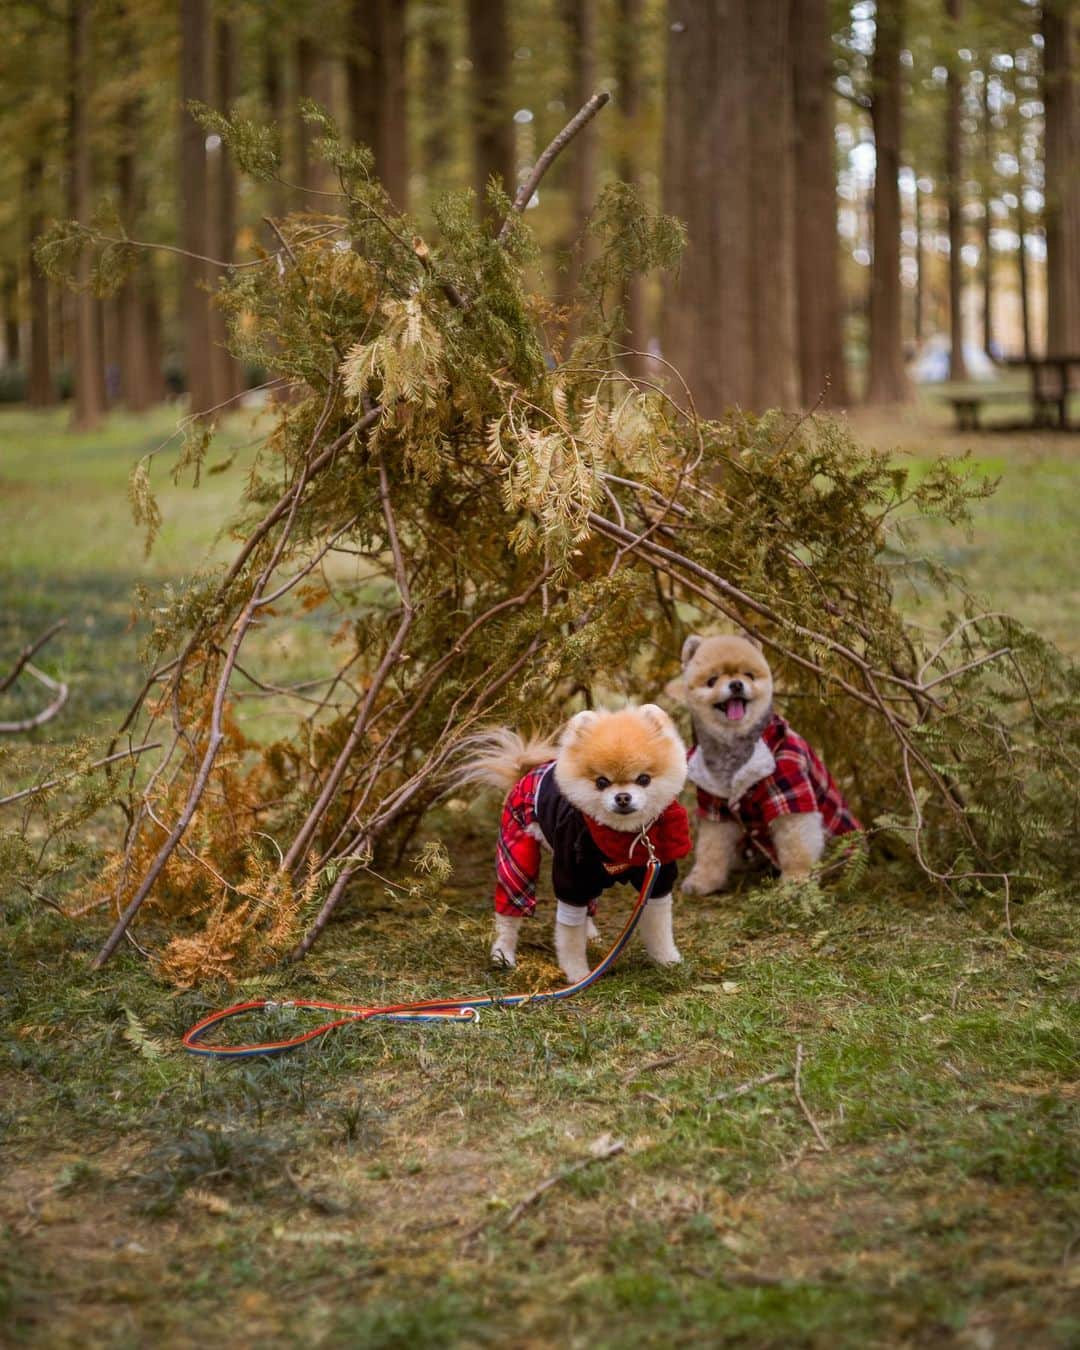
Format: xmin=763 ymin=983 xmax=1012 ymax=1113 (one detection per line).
xmin=713 ymin=1068 xmax=791 ymax=1103
xmin=497 ymin=92 xmax=611 ymax=243
xmin=792 ymin=1043 xmax=830 ymax=1151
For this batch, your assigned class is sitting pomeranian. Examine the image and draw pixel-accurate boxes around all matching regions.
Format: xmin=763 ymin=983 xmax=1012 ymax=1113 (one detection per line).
xmin=457 ymin=706 xmax=691 ymax=984
xmin=675 ymin=634 xmax=861 ymax=893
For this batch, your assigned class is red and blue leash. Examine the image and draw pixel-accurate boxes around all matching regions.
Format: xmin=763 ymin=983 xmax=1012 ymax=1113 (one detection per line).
xmin=182 ymin=859 xmax=661 ymax=1059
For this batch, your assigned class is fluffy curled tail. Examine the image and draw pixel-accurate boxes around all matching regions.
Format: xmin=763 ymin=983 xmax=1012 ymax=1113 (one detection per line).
xmin=451 ymin=727 xmax=560 ymax=793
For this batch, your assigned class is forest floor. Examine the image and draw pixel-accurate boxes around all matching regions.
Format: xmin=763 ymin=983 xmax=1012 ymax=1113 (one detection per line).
xmin=1 ymin=397 xmax=1077 ymax=1348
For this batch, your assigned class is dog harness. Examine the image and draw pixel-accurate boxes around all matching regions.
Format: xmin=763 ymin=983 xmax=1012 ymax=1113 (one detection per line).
xmin=494 ymin=762 xmax=691 ymax=916
xmin=689 ymin=714 xmax=860 ymax=864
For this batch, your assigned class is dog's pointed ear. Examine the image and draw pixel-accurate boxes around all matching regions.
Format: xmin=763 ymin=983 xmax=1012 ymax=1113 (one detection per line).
xmin=681 ymin=635 xmax=702 ymax=666
xmin=562 ymin=709 xmax=600 ymax=743
xmin=637 ymin=703 xmax=671 ymax=733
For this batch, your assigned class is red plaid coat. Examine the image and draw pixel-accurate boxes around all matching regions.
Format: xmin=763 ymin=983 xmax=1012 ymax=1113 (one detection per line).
xmin=494 ymin=762 xmax=690 ymax=916
xmin=692 ymin=715 xmax=860 ymax=865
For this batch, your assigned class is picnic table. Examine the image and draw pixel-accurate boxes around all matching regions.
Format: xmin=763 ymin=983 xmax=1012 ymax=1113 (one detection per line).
xmin=941 ymin=355 xmax=1080 ymax=431
xmin=1002 ymin=354 xmax=1080 ymax=430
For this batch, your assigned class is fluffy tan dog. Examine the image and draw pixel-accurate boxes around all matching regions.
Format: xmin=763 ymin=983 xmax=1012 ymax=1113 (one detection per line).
xmin=674 ymin=634 xmax=860 ymax=894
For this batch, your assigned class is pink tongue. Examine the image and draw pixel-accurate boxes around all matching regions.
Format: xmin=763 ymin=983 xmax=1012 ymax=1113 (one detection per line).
xmin=726 ymin=699 xmax=746 ymax=722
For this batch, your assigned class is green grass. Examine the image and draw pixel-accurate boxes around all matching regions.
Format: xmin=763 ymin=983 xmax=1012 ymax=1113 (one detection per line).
xmin=1 ymin=399 xmax=1079 ymax=1347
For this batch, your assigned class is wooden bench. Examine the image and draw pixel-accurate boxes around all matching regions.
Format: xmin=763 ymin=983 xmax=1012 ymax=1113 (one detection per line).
xmin=941 ymin=391 xmax=1018 ymax=431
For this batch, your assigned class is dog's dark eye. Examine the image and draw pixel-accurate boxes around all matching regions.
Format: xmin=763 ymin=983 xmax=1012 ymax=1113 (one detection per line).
xmin=744 ymin=672 xmax=756 ymax=680
xmin=705 ymin=675 xmax=718 ymax=688
xmin=595 ymin=776 xmax=610 ymax=790
xmin=636 ymin=773 xmax=651 ymax=787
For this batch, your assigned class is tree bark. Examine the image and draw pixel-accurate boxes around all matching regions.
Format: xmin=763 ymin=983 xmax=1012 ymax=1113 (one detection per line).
xmin=116 ymin=9 xmax=159 ymax=413
xmin=747 ymin=0 xmax=798 ymax=410
xmin=69 ymin=0 xmax=106 ymax=430
xmin=944 ymin=0 xmax=967 ymax=380
xmin=791 ymin=0 xmax=847 ymax=407
xmin=562 ymin=0 xmax=600 ymax=316
xmin=1042 ymin=0 xmax=1080 ymax=357
xmin=179 ymin=0 xmax=213 ymax=416
xmin=1013 ymin=71 xmax=1032 ymax=361
xmin=3 ymin=266 xmax=19 ymax=366
xmin=347 ymin=2 xmax=409 ymax=209
xmin=615 ymin=0 xmax=648 ymax=375
xmin=866 ymin=0 xmax=910 ymax=403
xmin=914 ymin=173 xmax=925 ymax=346
xmin=421 ymin=0 xmax=453 ymax=187
xmin=663 ymin=0 xmax=753 ymax=414
xmin=263 ymin=41 xmax=288 ymax=220
xmin=467 ymin=0 xmax=514 ymax=216
xmin=210 ymin=15 xmax=241 ymax=408
xmin=981 ymin=70 xmax=994 ymax=356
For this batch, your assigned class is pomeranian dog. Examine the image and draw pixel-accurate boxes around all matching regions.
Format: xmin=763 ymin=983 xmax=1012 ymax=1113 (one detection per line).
xmin=673 ymin=634 xmax=860 ymax=893
xmin=456 ymin=706 xmax=691 ymax=984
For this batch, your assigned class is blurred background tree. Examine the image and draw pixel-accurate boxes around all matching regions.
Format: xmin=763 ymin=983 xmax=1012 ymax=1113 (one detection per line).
xmin=0 ymin=0 xmax=1075 ymax=418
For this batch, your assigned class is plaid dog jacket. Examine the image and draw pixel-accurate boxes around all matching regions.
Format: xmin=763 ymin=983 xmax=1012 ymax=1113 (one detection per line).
xmin=493 ymin=762 xmax=691 ymax=916
xmin=690 ymin=714 xmax=860 ymax=865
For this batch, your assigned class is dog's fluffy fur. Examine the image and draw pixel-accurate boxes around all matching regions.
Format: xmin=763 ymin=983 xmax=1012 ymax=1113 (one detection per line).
xmin=676 ymin=634 xmax=825 ymax=892
xmin=457 ymin=706 xmax=687 ymax=982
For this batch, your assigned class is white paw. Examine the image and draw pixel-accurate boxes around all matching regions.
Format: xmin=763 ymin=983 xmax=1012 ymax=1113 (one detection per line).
xmin=490 ymin=941 xmax=517 ymax=968
xmin=681 ymin=869 xmax=726 ymax=896
xmin=561 ymin=962 xmax=591 ymax=985
xmin=649 ymin=945 xmax=682 ymax=967
xmin=586 ymin=918 xmax=601 ymax=943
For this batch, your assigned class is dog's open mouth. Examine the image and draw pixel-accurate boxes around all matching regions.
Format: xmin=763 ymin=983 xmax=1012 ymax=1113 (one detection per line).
xmin=714 ymin=696 xmax=748 ymax=722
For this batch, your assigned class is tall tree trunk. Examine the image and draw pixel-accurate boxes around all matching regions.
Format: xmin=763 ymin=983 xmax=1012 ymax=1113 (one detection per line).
xmin=346 ymin=4 xmax=376 ymax=149
xmin=347 ymin=3 xmax=409 ymax=209
xmin=663 ymin=0 xmax=753 ymax=414
xmin=210 ymin=15 xmax=241 ymax=408
xmin=866 ymin=0 xmax=910 ymax=402
xmin=118 ymin=123 xmax=157 ymax=411
xmin=1042 ymin=0 xmax=1080 ymax=357
xmin=116 ymin=8 xmax=158 ymax=413
xmin=374 ymin=0 xmax=408 ymax=209
xmin=615 ymin=0 xmax=648 ymax=374
xmin=421 ymin=0 xmax=452 ymax=187
xmin=467 ymin=0 xmax=514 ymax=218
xmin=3 ymin=265 xmax=20 ymax=366
xmin=562 ymin=0 xmax=599 ymax=319
xmin=180 ymin=0 xmax=213 ymax=416
xmin=981 ymin=70 xmax=994 ymax=356
xmin=944 ymin=0 xmax=967 ymax=381
xmin=791 ymin=0 xmax=847 ymax=407
xmin=914 ymin=173 xmax=925 ymax=346
xmin=263 ymin=41 xmax=287 ymax=220
xmin=69 ymin=0 xmax=105 ymax=430
xmin=295 ymin=35 xmax=317 ymax=196
xmin=748 ymin=0 xmax=798 ymax=410
xmin=1013 ymin=72 xmax=1032 ymax=361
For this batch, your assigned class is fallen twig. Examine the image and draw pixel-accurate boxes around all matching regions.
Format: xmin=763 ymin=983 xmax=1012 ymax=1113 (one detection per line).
xmin=792 ymin=1042 xmax=830 ymax=1152
xmin=713 ymin=1067 xmax=791 ymax=1103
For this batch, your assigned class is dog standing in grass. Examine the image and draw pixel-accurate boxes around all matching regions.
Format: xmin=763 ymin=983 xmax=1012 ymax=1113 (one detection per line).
xmin=456 ymin=705 xmax=692 ymax=984
xmin=675 ymin=634 xmax=861 ymax=893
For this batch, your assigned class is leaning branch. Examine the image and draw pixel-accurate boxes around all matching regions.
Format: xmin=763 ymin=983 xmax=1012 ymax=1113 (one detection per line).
xmin=0 ymin=620 xmax=66 ymax=694
xmin=497 ymin=91 xmax=611 ymax=244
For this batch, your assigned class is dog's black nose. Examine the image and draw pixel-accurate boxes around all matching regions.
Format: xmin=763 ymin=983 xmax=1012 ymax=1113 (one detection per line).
xmin=729 ymin=679 xmax=745 ymax=695
xmin=613 ymin=791 xmax=633 ymax=808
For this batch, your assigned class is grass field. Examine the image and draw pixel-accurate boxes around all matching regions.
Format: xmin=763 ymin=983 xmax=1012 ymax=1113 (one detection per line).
xmin=1 ymin=398 xmax=1078 ymax=1348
